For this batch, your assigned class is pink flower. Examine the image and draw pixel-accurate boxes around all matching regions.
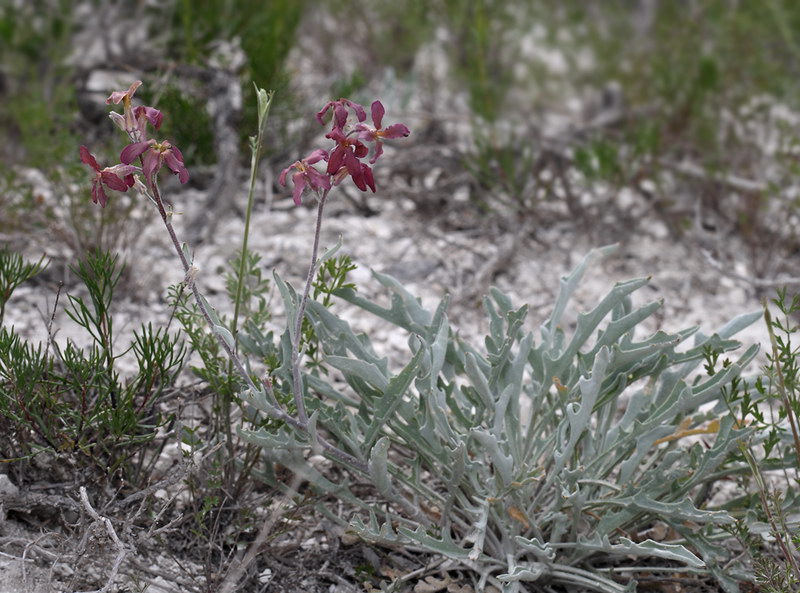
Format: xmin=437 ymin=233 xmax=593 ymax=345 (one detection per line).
xmin=316 ymin=98 xmax=367 ymax=132
xmin=354 ymin=101 xmax=410 ymax=163
xmin=106 ymin=80 xmax=142 ymax=107
xmin=279 ymin=149 xmax=331 ymax=205
xmin=79 ymin=146 xmax=137 ymax=207
xmin=325 ymin=127 xmax=374 ymax=191
xmin=106 ymin=81 xmax=163 ymax=142
xmin=134 ymin=105 xmax=163 ymax=131
xmin=106 ymin=80 xmax=145 ymax=138
xmin=280 ymin=98 xmax=408 ymax=201
xmin=120 ymin=139 xmax=189 ymax=184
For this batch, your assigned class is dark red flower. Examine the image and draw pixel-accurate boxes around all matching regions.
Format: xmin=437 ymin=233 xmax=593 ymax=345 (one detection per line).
xmin=120 ymin=139 xmax=189 ymax=184
xmin=316 ymin=98 xmax=367 ymax=132
xmin=354 ymin=100 xmax=410 ymax=163
xmin=79 ymin=146 xmax=136 ymax=207
xmin=326 ymin=127 xmax=370 ymax=180
xmin=279 ymin=149 xmax=331 ymax=205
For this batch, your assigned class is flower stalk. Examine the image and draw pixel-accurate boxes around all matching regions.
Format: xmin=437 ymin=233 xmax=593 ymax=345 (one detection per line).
xmin=291 ymin=188 xmax=329 ymax=424
xmin=232 ymin=87 xmax=274 ymax=339
xmin=81 ymin=81 xmax=409 ymax=475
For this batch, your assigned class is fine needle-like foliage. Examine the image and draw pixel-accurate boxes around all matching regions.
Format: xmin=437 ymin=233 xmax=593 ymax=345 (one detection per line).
xmin=0 ymin=249 xmax=185 ymax=483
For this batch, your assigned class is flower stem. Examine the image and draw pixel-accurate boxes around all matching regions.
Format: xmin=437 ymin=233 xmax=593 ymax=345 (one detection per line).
xmin=223 ymin=93 xmax=271 ymax=482
xmin=231 ymin=96 xmax=271 ymax=339
xmin=291 ymin=189 xmax=329 ymax=425
xmin=145 ymin=180 xmax=366 ymax=473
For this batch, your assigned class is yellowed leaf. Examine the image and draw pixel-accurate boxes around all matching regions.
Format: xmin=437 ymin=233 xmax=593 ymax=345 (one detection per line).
xmin=507 ymin=506 xmax=530 ymax=529
xmin=414 ymin=575 xmax=451 ymax=593
xmin=552 ymin=376 xmax=568 ymax=394
xmin=653 ymin=418 xmax=721 ymax=446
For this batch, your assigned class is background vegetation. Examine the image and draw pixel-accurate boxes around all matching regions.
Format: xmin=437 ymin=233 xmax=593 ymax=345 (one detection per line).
xmin=2 ymin=1 xmax=800 ymax=591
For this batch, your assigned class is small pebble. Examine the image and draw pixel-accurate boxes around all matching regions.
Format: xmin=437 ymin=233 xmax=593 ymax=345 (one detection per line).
xmin=0 ymin=475 xmax=19 ymax=496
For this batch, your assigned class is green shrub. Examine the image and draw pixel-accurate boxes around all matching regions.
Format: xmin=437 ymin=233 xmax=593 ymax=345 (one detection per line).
xmin=0 ymin=249 xmax=185 ymax=484
xmin=243 ymin=245 xmax=762 ymax=592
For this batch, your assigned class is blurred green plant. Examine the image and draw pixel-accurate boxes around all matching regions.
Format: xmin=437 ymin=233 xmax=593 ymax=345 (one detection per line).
xmin=140 ymin=85 xmax=217 ymax=167
xmin=550 ymin=1 xmax=800 ymax=235
xmin=0 ymin=248 xmax=47 ymax=326
xmin=349 ymin=0 xmax=437 ymax=76
xmin=441 ymin=0 xmax=519 ymax=123
xmin=0 ymin=0 xmax=80 ymax=169
xmin=147 ymin=0 xmax=306 ymax=159
xmin=0 ymin=249 xmax=185 ymax=485
xmin=465 ymin=129 xmax=541 ymax=215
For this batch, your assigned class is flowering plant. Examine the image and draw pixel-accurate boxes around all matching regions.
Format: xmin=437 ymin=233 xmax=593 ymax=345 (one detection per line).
xmin=76 ymin=82 xmax=774 ymax=593
xmin=80 ymin=82 xmax=410 ymax=471
xmin=77 ymin=83 xmax=413 ymax=590
xmin=80 ymin=80 xmax=189 ymax=211
xmin=280 ymin=97 xmax=409 ymax=204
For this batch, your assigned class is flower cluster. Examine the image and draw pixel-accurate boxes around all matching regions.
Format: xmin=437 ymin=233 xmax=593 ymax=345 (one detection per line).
xmin=280 ymin=98 xmax=410 ymax=205
xmin=81 ymin=80 xmax=189 ymax=207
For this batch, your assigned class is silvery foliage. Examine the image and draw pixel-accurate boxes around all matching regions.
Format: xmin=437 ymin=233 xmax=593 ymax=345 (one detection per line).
xmin=242 ymin=245 xmax=760 ymax=593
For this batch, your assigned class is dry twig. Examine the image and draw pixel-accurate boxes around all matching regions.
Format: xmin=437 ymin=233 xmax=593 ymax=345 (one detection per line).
xmin=217 ymin=474 xmax=305 ymax=593
xmin=74 ymin=487 xmax=129 ymax=593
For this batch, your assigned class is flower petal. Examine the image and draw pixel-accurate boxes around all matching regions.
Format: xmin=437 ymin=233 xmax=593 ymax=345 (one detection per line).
xmin=164 ymin=150 xmax=189 ymax=183
xmin=343 ymin=150 xmax=361 ymax=176
xmin=354 ymin=141 xmax=368 ymax=159
xmin=371 ymin=101 xmax=385 ymax=129
xmin=315 ymin=101 xmax=335 ymax=126
xmin=369 ymin=140 xmax=384 ymax=164
xmin=120 ymin=141 xmax=151 ymax=164
xmin=327 ymin=146 xmax=345 ymax=175
xmin=135 ymin=106 xmax=163 ymax=130
xmin=170 ymin=144 xmax=185 ymax=164
xmin=163 ymin=148 xmax=182 ymax=170
xmin=307 ymin=167 xmax=331 ymax=191
xmin=353 ymin=123 xmax=377 ymax=142
xmin=142 ymin=150 xmax=161 ymax=181
xmin=351 ymin=174 xmax=366 ymax=191
xmin=382 ymin=123 xmax=410 ymax=139
xmin=79 ymin=146 xmax=100 ymax=171
xmin=291 ymin=172 xmax=306 ymax=205
xmin=346 ymin=99 xmax=367 ymax=122
xmin=106 ymin=163 xmax=139 ymax=178
xmin=331 ymin=166 xmax=349 ymax=186
xmin=349 ymin=162 xmax=366 ymax=191
xmin=333 ymin=103 xmax=348 ymax=130
xmin=325 ymin=127 xmax=346 ymax=143
xmin=100 ymin=171 xmax=130 ymax=192
xmin=106 ymin=80 xmax=142 ymax=105
xmin=92 ymin=180 xmax=109 ymax=207
xmin=279 ymin=164 xmax=295 ymax=186
xmin=108 ymin=111 xmax=126 ymax=131
xmin=362 ymin=163 xmax=376 ymax=192
xmin=305 ymin=149 xmax=329 ymax=165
